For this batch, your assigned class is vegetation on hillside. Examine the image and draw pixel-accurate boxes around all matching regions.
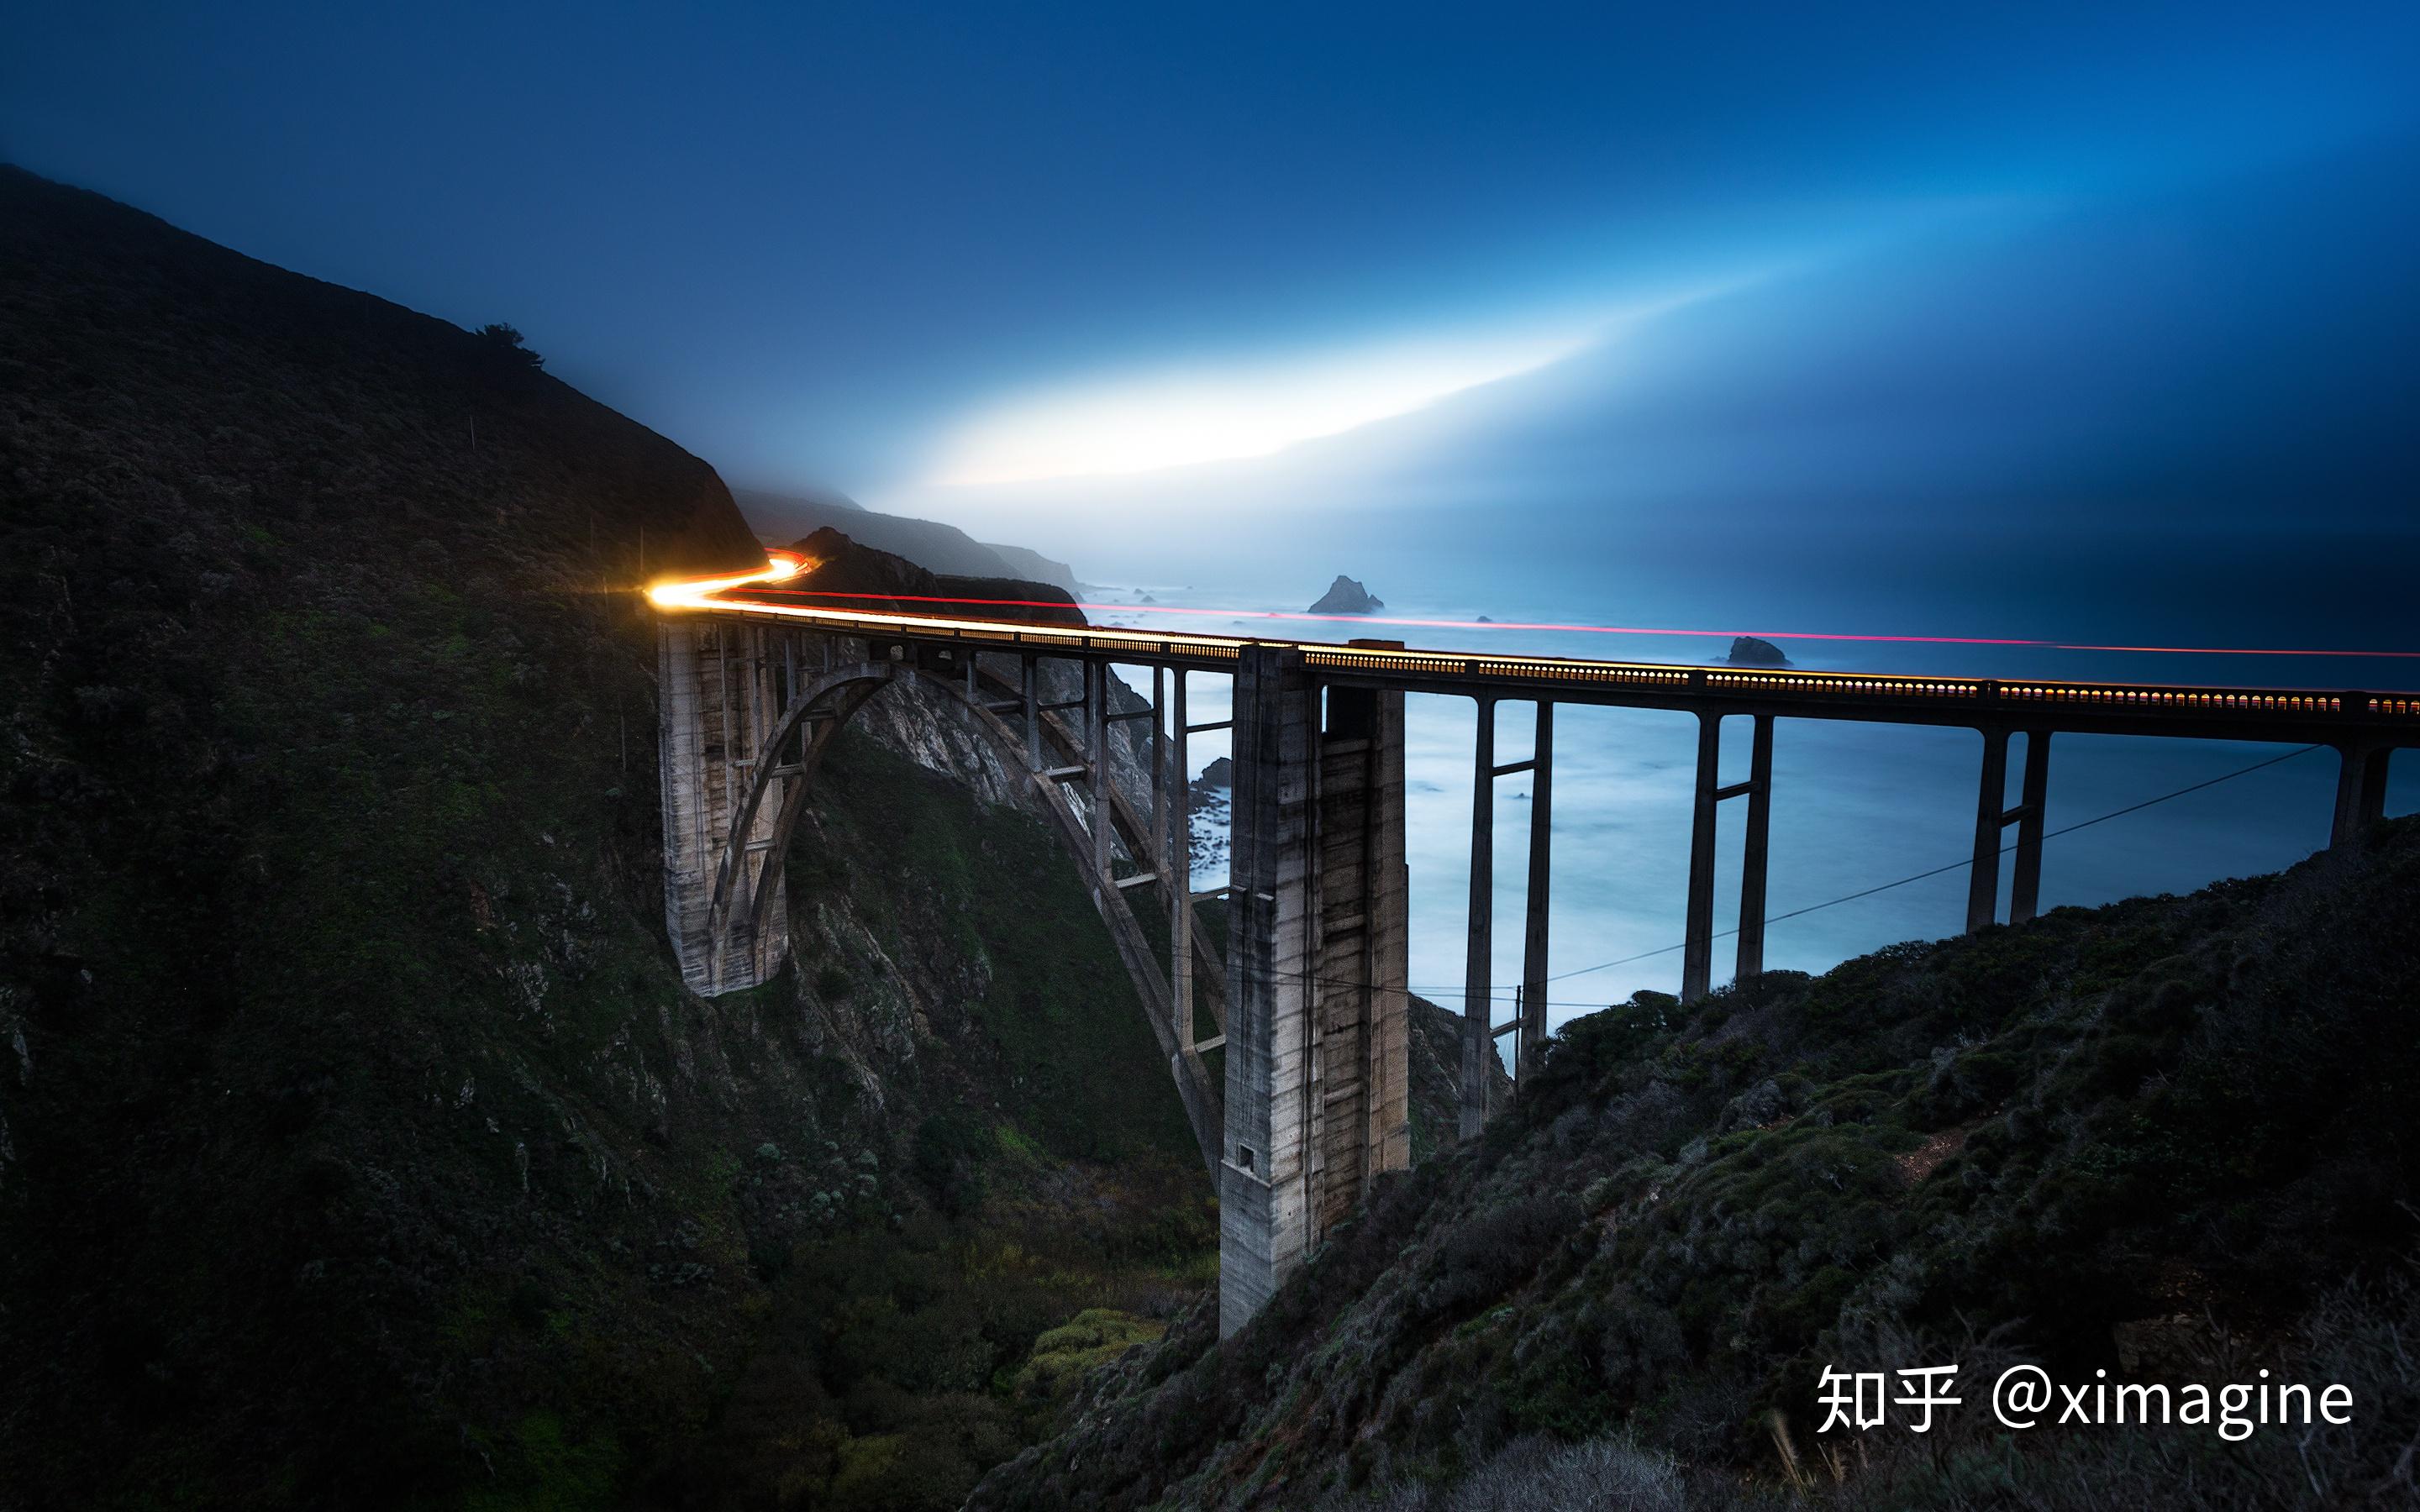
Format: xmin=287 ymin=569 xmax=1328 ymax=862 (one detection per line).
xmin=624 ymin=728 xmax=1218 ymax=1511
xmin=973 ymin=822 xmax=2420 ymax=1510
xmin=0 ymin=165 xmax=1239 ymax=1510
xmin=0 ymin=161 xmax=768 ymax=1505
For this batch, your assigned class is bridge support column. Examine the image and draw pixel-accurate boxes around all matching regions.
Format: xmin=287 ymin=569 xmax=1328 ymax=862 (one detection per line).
xmin=1682 ymin=713 xmax=1723 ymax=1002
xmin=1169 ymin=670 xmax=1194 ymax=1050
xmin=2010 ymin=732 xmax=2052 ymax=923
xmin=660 ymin=619 xmax=789 ymax=993
xmin=1735 ymin=714 xmax=1774 ymax=981
xmin=1968 ymin=728 xmax=2055 ymax=931
xmin=1965 ymin=728 xmax=2012 ymax=933
xmin=1020 ymin=654 xmax=1039 ymax=772
xmin=1682 ymin=712 xmax=1777 ymax=1001
xmin=1462 ymin=697 xmax=1497 ymax=1139
xmin=1519 ymin=705 xmax=1553 ymax=1078
xmin=2331 ymin=744 xmax=2391 ymax=848
xmin=1087 ymin=659 xmax=1112 ymax=879
xmin=1150 ymin=666 xmax=1167 ymax=885
xmin=1221 ymin=649 xmax=1408 ymax=1337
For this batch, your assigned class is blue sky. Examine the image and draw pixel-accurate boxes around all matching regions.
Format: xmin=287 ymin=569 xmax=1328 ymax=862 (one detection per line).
xmin=8 ymin=2 xmax=2417 ymax=581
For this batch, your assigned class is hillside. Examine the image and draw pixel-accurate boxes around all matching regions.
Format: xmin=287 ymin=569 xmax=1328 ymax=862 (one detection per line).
xmin=733 ymin=486 xmax=1079 ymax=590
xmin=972 ymin=822 xmax=2420 ymax=1510
xmin=0 ymin=165 xmax=1483 ymax=1510
xmin=0 ymin=166 xmax=1260 ymax=1511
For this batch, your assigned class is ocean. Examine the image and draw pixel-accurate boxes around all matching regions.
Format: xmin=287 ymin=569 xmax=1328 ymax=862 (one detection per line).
xmin=1085 ymin=528 xmax=2418 ymax=1036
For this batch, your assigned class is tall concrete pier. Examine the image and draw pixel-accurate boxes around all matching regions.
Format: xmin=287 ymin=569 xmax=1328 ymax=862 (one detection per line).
xmin=1219 ymin=648 xmax=1411 ymax=1336
xmin=659 ymin=619 xmax=789 ymax=994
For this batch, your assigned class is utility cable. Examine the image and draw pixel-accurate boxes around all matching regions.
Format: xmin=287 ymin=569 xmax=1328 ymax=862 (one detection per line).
xmin=1197 ymin=742 xmax=2326 ymax=1009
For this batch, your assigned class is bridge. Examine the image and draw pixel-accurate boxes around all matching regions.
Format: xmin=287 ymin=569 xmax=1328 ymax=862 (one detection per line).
xmin=651 ymin=552 xmax=2416 ymax=1335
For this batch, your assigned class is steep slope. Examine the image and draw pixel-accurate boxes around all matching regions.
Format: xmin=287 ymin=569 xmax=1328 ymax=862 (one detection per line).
xmin=0 ymin=167 xmax=1216 ymax=1511
xmin=0 ymin=161 xmax=766 ymax=1504
xmin=972 ymin=823 xmax=2420 ymax=1511
xmin=981 ymin=543 xmax=1080 ymax=593
xmin=0 ymin=165 xmax=1486 ymax=1510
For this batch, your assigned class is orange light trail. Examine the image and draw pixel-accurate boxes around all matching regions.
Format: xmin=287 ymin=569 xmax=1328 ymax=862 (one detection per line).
xmin=666 ymin=571 xmax=2420 ymax=664
xmin=645 ymin=549 xmax=814 ymax=609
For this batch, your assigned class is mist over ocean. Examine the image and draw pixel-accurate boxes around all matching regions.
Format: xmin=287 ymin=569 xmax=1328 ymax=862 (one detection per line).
xmin=1093 ymin=525 xmax=2420 ymax=1033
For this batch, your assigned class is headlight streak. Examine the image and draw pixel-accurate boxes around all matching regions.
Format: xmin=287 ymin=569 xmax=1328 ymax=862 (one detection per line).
xmin=650 ymin=565 xmax=2420 ymax=664
xmin=645 ymin=550 xmax=814 ymax=609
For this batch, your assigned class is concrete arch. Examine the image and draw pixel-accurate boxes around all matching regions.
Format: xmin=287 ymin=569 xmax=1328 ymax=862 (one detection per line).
xmin=704 ymin=659 xmax=897 ymax=985
xmin=692 ymin=633 xmax=1225 ymax=1172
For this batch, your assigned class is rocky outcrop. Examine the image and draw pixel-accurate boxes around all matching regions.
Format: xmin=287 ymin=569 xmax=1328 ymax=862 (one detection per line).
xmin=1725 ymin=634 xmax=1791 ymax=666
xmin=1308 ymin=575 xmax=1385 ymax=614
xmin=984 ymin=541 xmax=1080 ymax=592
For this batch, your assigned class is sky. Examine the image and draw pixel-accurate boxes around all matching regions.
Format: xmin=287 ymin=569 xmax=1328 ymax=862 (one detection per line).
xmin=8 ymin=2 xmax=2417 ymax=589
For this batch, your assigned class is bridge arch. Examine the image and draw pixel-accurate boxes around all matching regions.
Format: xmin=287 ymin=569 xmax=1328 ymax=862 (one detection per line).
xmin=664 ymin=621 xmax=1227 ymax=1171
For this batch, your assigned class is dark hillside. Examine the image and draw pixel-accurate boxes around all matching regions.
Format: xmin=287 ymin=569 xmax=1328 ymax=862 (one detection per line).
xmin=781 ymin=524 xmax=1086 ymax=626
xmin=973 ymin=823 xmax=2420 ymax=1511
xmin=0 ymin=167 xmax=1222 ymax=1510
xmin=735 ymin=486 xmax=1028 ymax=580
xmin=0 ymin=162 xmax=763 ymax=1504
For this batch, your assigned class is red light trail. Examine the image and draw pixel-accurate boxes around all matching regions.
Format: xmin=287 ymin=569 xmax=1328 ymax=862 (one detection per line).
xmin=739 ymin=583 xmax=2420 ymax=663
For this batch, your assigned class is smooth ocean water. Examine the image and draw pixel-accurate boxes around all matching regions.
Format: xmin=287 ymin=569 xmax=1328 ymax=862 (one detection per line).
xmin=1092 ymin=528 xmax=2419 ymax=1036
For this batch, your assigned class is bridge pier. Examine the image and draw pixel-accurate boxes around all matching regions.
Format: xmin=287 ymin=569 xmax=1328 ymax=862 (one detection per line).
xmin=2011 ymin=732 xmax=2051 ymax=923
xmin=1736 ymin=714 xmax=1775 ymax=977
xmin=660 ymin=619 xmax=792 ymax=993
xmin=2331 ymin=743 xmax=2391 ymax=848
xmin=1462 ymin=696 xmax=1496 ymax=1140
xmin=1460 ymin=698 xmax=1561 ymax=1129
xmin=1967 ymin=728 xmax=2053 ymax=931
xmin=1519 ymin=706 xmax=1554 ymax=1079
xmin=1168 ymin=672 xmax=1197 ymax=1054
xmin=1221 ymin=648 xmax=1409 ymax=1336
xmin=1681 ymin=712 xmax=1774 ymax=1001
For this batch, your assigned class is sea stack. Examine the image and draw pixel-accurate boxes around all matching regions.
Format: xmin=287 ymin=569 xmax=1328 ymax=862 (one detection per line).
xmin=1308 ymin=575 xmax=1385 ymax=613
xmin=1726 ymin=635 xmax=1791 ymax=667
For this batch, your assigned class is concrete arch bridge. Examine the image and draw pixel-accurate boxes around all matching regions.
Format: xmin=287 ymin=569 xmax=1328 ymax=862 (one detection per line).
xmin=653 ymin=554 xmax=2417 ymax=1334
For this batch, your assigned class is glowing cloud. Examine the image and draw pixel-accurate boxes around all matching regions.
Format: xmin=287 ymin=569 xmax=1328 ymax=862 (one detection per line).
xmin=918 ymin=275 xmax=1780 ymax=487
xmin=925 ymin=323 xmax=1599 ymax=487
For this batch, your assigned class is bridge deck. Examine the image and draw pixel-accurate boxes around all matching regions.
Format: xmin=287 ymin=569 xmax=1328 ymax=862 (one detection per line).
xmin=690 ymin=587 xmax=2420 ymax=746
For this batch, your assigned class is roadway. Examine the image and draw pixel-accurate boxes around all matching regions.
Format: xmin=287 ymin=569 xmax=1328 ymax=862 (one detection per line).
xmin=649 ymin=552 xmax=2420 ymax=745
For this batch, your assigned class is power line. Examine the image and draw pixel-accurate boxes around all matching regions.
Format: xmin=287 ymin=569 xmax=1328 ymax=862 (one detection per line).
xmin=1221 ymin=742 xmax=2326 ymax=1010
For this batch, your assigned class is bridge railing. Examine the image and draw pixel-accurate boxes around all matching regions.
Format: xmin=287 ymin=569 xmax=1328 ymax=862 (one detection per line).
xmin=700 ymin=595 xmax=2418 ymax=732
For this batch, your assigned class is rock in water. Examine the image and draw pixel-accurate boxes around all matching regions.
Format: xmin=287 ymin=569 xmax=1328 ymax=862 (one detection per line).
xmin=1308 ymin=575 xmax=1385 ymax=613
xmin=1727 ymin=635 xmax=1791 ymax=667
xmin=1197 ymin=756 xmax=1234 ymax=789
